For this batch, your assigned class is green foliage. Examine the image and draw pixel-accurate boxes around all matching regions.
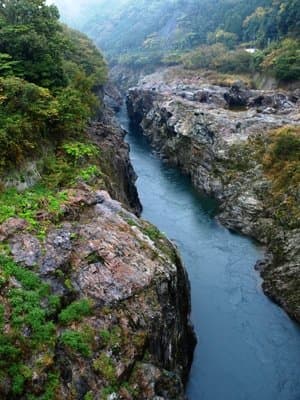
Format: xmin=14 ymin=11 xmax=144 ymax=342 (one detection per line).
xmin=59 ymin=299 xmax=93 ymax=325
xmin=41 ymin=138 xmax=103 ymax=189
xmin=62 ymin=142 xmax=99 ymax=165
xmin=215 ymin=50 xmax=256 ymax=74
xmin=83 ymin=0 xmax=299 ymax=82
xmin=99 ymin=327 xmax=122 ymax=350
xmin=93 ymin=353 xmax=117 ymax=384
xmin=0 ymin=257 xmax=55 ymax=347
xmin=0 ymin=0 xmax=107 ymax=176
xmin=0 ymin=53 xmax=19 ymax=76
xmin=0 ymin=76 xmax=58 ymax=171
xmin=183 ymin=44 xmax=227 ymax=70
xmin=84 ymin=392 xmax=94 ymax=400
xmin=0 ymin=185 xmax=68 ymax=234
xmin=183 ymin=43 xmax=256 ymax=74
xmin=0 ymin=138 xmax=103 ymax=237
xmin=63 ymin=26 xmax=107 ymax=88
xmin=78 ymin=166 xmax=102 ymax=182
xmin=143 ymin=225 xmax=164 ymax=242
xmin=207 ymin=29 xmax=238 ymax=49
xmin=60 ymin=330 xmax=92 ymax=357
xmin=271 ymin=130 xmax=300 ymax=161
xmin=262 ymin=126 xmax=300 ymax=228
xmin=262 ymin=39 xmax=300 ymax=81
xmin=101 ymin=386 xmax=118 ymax=399
xmin=0 ymin=0 xmax=65 ymax=88
xmin=27 ymin=373 xmax=60 ymax=400
xmin=0 ymin=255 xmax=60 ymax=397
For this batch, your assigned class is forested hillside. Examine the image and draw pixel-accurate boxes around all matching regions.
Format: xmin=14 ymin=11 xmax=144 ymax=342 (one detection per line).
xmin=81 ymin=0 xmax=299 ymax=82
xmin=0 ymin=0 xmax=107 ymax=176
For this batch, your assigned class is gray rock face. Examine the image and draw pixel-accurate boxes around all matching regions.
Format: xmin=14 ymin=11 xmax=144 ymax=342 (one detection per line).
xmin=41 ymin=228 xmax=73 ymax=275
xmin=126 ymin=67 xmax=300 ymax=322
xmin=10 ymin=233 xmax=42 ymax=267
xmin=1 ymin=187 xmax=195 ymax=399
xmin=88 ymin=114 xmax=142 ymax=216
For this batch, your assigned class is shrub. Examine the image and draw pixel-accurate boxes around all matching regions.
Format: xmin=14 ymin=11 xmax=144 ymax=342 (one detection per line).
xmin=262 ymin=126 xmax=300 ymax=228
xmin=93 ymin=353 xmax=116 ymax=384
xmin=60 ymin=330 xmax=92 ymax=357
xmin=62 ymin=142 xmax=99 ymax=165
xmin=59 ymin=299 xmax=93 ymax=325
xmin=216 ymin=50 xmax=255 ymax=74
xmin=262 ymin=39 xmax=300 ymax=81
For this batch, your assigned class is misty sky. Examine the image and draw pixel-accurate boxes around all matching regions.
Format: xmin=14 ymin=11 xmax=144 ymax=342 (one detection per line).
xmin=47 ymin=0 xmax=128 ymax=28
xmin=47 ymin=0 xmax=101 ymax=26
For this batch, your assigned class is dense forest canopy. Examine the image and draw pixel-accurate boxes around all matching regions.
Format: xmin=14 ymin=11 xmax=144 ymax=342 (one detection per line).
xmin=80 ymin=0 xmax=299 ymax=53
xmin=53 ymin=0 xmax=299 ymax=82
xmin=0 ymin=0 xmax=107 ymax=174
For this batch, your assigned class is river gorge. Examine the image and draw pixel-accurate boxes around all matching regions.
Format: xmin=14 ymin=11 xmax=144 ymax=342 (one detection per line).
xmin=117 ymin=105 xmax=300 ymax=400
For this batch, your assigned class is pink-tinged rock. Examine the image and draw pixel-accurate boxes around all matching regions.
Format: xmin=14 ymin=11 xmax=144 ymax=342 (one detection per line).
xmin=0 ymin=218 xmax=28 ymax=241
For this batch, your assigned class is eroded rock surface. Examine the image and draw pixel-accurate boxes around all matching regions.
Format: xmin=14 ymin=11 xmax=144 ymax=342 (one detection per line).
xmin=88 ymin=108 xmax=142 ymax=216
xmin=127 ymin=67 xmax=300 ymax=322
xmin=0 ymin=187 xmax=195 ymax=399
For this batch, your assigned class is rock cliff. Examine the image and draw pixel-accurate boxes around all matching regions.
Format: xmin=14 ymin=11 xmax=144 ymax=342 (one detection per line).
xmin=87 ymin=111 xmax=142 ymax=216
xmin=0 ymin=107 xmax=195 ymax=399
xmin=127 ymin=67 xmax=300 ymax=322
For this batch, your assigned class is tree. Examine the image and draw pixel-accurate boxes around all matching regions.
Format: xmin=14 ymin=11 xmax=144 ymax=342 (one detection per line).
xmin=0 ymin=0 xmax=66 ymax=88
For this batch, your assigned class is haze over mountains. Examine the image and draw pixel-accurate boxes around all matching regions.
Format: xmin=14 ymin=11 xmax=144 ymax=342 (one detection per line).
xmin=48 ymin=0 xmax=129 ymax=29
xmin=49 ymin=0 xmax=299 ymax=83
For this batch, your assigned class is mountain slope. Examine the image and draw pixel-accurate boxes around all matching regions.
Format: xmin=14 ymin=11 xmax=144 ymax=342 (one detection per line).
xmin=79 ymin=0 xmax=299 ymax=82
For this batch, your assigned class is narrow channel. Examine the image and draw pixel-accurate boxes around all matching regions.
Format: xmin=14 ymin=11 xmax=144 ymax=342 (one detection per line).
xmin=117 ymin=106 xmax=300 ymax=400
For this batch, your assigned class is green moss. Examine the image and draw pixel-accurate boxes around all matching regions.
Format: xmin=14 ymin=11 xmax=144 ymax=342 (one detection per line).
xmin=99 ymin=327 xmax=122 ymax=351
xmin=218 ymin=126 xmax=300 ymax=231
xmin=101 ymin=386 xmax=118 ymax=399
xmin=126 ymin=218 xmax=139 ymax=227
xmin=85 ymin=252 xmax=105 ymax=265
xmin=262 ymin=126 xmax=300 ymax=229
xmin=143 ymin=225 xmax=164 ymax=241
xmin=64 ymin=278 xmax=74 ymax=291
xmin=132 ymin=331 xmax=147 ymax=350
xmin=27 ymin=372 xmax=60 ymax=400
xmin=60 ymin=330 xmax=92 ymax=357
xmin=99 ymin=329 xmax=111 ymax=346
xmin=93 ymin=353 xmax=117 ymax=384
xmin=0 ymin=185 xmax=68 ymax=236
xmin=0 ymin=255 xmax=61 ymax=397
xmin=84 ymin=392 xmax=94 ymax=400
xmin=59 ymin=299 xmax=93 ymax=325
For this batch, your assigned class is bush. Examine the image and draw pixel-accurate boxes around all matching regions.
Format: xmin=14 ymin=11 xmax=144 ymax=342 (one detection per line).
xmin=59 ymin=299 xmax=93 ymax=325
xmin=62 ymin=142 xmax=99 ymax=165
xmin=263 ymin=126 xmax=300 ymax=228
xmin=183 ymin=44 xmax=226 ymax=70
xmin=216 ymin=50 xmax=255 ymax=74
xmin=272 ymin=132 xmax=300 ymax=161
xmin=262 ymin=39 xmax=300 ymax=81
xmin=60 ymin=330 xmax=92 ymax=357
xmin=93 ymin=353 xmax=116 ymax=384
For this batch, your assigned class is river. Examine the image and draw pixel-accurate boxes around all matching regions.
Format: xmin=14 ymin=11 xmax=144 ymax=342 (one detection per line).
xmin=117 ymin=107 xmax=300 ymax=400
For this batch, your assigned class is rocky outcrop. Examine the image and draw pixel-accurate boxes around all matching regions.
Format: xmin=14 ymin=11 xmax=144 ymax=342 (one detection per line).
xmin=0 ymin=96 xmax=196 ymax=399
xmin=0 ymin=186 xmax=195 ymax=399
xmin=126 ymin=67 xmax=300 ymax=322
xmin=88 ymin=114 xmax=142 ymax=216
